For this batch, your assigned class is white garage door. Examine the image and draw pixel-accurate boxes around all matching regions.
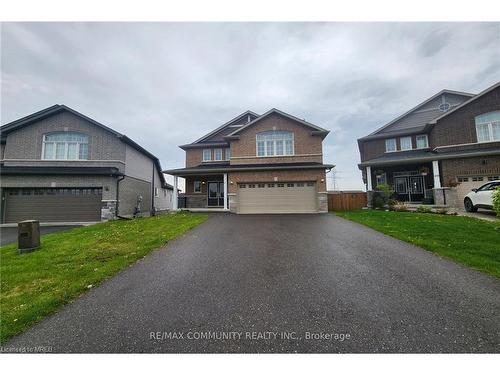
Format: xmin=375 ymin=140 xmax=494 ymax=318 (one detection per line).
xmin=456 ymin=176 xmax=499 ymax=202
xmin=237 ymin=182 xmax=317 ymax=214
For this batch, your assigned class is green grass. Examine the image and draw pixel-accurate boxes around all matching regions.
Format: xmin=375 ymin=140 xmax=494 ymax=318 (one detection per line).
xmin=335 ymin=210 xmax=500 ymax=278
xmin=0 ymin=212 xmax=208 ymax=343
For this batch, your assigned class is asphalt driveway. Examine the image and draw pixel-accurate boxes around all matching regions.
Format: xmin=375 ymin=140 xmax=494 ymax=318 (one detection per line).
xmin=4 ymin=214 xmax=499 ymax=353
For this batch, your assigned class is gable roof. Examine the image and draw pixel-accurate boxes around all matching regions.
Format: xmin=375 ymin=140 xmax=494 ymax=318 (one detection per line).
xmin=359 ymin=89 xmax=475 ymax=141
xmin=191 ymin=110 xmax=260 ymax=144
xmin=428 ymin=80 xmax=500 ymax=124
xmin=0 ymin=104 xmax=172 ymax=189
xmin=226 ymin=108 xmax=330 ymax=138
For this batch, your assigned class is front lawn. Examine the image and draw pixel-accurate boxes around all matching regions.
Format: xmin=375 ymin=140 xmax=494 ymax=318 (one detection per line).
xmin=0 ymin=212 xmax=208 ymax=343
xmin=335 ymin=210 xmax=500 ymax=278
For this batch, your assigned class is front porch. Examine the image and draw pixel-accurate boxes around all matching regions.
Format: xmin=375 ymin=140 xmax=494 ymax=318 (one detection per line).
xmin=174 ymin=173 xmax=229 ymax=211
xmin=365 ymin=160 xmax=444 ymax=205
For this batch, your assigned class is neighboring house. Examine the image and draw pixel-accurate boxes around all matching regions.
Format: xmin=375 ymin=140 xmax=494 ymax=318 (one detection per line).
xmin=165 ymin=109 xmax=334 ymax=214
xmin=358 ymin=81 xmax=500 ymax=208
xmin=0 ymin=105 xmax=173 ymax=223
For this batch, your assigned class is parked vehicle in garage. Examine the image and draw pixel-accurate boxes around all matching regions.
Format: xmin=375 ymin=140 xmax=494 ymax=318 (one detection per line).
xmin=464 ymin=180 xmax=500 ymax=212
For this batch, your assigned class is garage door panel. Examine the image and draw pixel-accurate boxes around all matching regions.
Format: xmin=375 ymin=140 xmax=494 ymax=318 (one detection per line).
xmin=4 ymin=188 xmax=102 ymax=223
xmin=238 ymin=182 xmax=317 ymax=214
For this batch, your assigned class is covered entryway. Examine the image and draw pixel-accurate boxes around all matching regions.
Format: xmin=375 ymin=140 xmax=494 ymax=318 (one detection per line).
xmin=237 ymin=182 xmax=317 ymax=214
xmin=2 ymin=187 xmax=102 ymax=223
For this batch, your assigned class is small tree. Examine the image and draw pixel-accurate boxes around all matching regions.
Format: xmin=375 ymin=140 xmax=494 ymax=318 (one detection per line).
xmin=373 ymin=183 xmax=394 ymax=209
xmin=492 ymin=186 xmax=500 ymax=217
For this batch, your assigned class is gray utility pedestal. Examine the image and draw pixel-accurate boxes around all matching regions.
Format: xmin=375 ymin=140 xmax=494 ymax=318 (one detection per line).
xmin=18 ymin=220 xmax=41 ymax=254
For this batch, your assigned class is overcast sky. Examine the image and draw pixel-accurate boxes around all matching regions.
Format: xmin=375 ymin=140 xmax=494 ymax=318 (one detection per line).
xmin=2 ymin=22 xmax=499 ymax=190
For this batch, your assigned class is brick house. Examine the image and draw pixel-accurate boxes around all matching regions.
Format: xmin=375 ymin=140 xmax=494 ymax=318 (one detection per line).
xmin=0 ymin=105 xmax=173 ymax=223
xmin=358 ymin=81 xmax=500 ymax=208
xmin=165 ymin=109 xmax=334 ymax=213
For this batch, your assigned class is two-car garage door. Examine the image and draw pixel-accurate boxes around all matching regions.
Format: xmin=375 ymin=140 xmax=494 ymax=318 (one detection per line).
xmin=2 ymin=188 xmax=102 ymax=223
xmin=237 ymin=182 xmax=317 ymax=214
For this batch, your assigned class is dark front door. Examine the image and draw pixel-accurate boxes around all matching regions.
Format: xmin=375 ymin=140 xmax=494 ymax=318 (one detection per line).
xmin=207 ymin=182 xmax=224 ymax=207
xmin=394 ymin=175 xmax=425 ymax=202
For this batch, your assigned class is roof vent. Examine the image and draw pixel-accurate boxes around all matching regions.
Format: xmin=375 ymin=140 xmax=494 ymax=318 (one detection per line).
xmin=439 ymin=102 xmax=451 ymax=112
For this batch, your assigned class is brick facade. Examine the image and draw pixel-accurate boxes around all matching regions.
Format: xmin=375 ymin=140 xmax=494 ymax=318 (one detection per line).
xmin=430 ymin=86 xmax=500 ymax=147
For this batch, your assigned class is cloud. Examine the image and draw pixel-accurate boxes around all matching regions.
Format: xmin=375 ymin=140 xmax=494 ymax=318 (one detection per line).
xmin=2 ymin=22 xmax=499 ymax=190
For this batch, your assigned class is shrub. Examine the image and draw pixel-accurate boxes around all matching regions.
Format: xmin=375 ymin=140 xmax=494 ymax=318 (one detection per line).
xmin=435 ymin=208 xmax=448 ymax=215
xmin=393 ymin=202 xmax=409 ymax=212
xmin=416 ymin=205 xmax=432 ymax=213
xmin=492 ymin=186 xmax=500 ymax=217
xmin=387 ymin=198 xmax=398 ymax=210
xmin=372 ymin=184 xmax=394 ymax=209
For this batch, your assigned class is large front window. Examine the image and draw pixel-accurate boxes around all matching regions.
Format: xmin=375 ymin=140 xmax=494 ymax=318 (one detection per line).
xmin=256 ymin=131 xmax=294 ymax=157
xmin=42 ymin=132 xmax=89 ymax=160
xmin=475 ymin=111 xmax=500 ymax=142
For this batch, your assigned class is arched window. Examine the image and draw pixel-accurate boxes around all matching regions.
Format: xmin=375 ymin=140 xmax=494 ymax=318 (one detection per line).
xmin=475 ymin=111 xmax=500 ymax=143
xmin=42 ymin=132 xmax=89 ymax=160
xmin=256 ymin=130 xmax=294 ymax=157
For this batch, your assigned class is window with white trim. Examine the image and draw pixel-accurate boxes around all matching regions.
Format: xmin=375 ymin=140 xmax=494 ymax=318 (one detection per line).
xmin=193 ymin=181 xmax=201 ymax=193
xmin=400 ymin=136 xmax=412 ymax=151
xmin=416 ymin=134 xmax=429 ymax=149
xmin=214 ymin=148 xmax=223 ymax=161
xmin=225 ymin=148 xmax=231 ymax=160
xmin=42 ymin=132 xmax=89 ymax=160
xmin=202 ymin=149 xmax=211 ymax=161
xmin=256 ymin=131 xmax=294 ymax=157
xmin=385 ymin=138 xmax=396 ymax=152
xmin=475 ymin=111 xmax=500 ymax=142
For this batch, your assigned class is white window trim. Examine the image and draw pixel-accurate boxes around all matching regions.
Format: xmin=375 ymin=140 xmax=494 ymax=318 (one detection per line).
xmin=202 ymin=149 xmax=212 ymax=161
xmin=475 ymin=120 xmax=500 ymax=143
xmin=415 ymin=134 xmax=429 ymax=149
xmin=400 ymin=136 xmax=412 ymax=151
xmin=193 ymin=180 xmax=202 ymax=193
xmin=385 ymin=138 xmax=397 ymax=153
xmin=41 ymin=133 xmax=89 ymax=160
xmin=256 ymin=131 xmax=295 ymax=157
xmin=214 ymin=148 xmax=223 ymax=161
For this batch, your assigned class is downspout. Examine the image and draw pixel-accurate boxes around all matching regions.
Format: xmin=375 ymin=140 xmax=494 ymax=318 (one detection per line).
xmin=115 ymin=175 xmax=130 ymax=220
xmin=151 ymin=161 xmax=156 ymax=216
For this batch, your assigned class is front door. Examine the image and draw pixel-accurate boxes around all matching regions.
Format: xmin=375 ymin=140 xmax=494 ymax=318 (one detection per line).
xmin=394 ymin=175 xmax=425 ymax=202
xmin=207 ymin=182 xmax=224 ymax=207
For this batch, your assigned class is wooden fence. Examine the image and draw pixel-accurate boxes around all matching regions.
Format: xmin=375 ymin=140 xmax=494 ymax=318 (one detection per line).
xmin=327 ymin=191 xmax=367 ymax=211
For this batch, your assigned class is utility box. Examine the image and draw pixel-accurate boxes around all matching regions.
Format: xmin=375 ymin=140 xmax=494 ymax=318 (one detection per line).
xmin=18 ymin=220 xmax=41 ymax=254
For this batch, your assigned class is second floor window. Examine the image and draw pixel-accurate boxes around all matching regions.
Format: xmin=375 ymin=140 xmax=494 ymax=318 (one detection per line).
xmin=385 ymin=138 xmax=396 ymax=152
xmin=416 ymin=134 xmax=429 ymax=149
xmin=214 ymin=148 xmax=223 ymax=161
xmin=203 ymin=149 xmax=211 ymax=161
xmin=400 ymin=136 xmax=412 ymax=151
xmin=256 ymin=131 xmax=294 ymax=157
xmin=42 ymin=132 xmax=89 ymax=160
xmin=225 ymin=148 xmax=231 ymax=160
xmin=475 ymin=111 xmax=500 ymax=143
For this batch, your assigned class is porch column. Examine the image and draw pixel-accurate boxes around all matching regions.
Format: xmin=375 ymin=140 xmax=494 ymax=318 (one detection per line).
xmin=223 ymin=173 xmax=228 ymax=210
xmin=172 ymin=175 xmax=178 ymax=210
xmin=432 ymin=160 xmax=441 ymax=189
xmin=366 ymin=166 xmax=373 ymax=191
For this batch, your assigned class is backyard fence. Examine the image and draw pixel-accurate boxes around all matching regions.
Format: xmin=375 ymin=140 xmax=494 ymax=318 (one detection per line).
xmin=327 ymin=191 xmax=367 ymax=211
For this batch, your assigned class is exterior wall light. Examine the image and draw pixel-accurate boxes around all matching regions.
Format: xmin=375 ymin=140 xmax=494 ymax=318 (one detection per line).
xmin=321 ymin=178 xmax=325 ymax=183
